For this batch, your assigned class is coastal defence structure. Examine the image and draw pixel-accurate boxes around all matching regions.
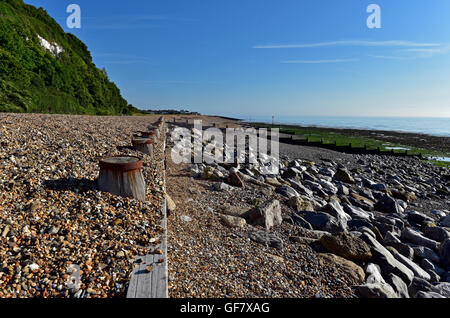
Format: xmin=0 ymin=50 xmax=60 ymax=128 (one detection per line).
xmin=95 ymin=117 xmax=169 ymax=298
xmin=276 ymin=133 xmax=425 ymax=158
xmin=172 ymin=120 xmax=424 ymax=159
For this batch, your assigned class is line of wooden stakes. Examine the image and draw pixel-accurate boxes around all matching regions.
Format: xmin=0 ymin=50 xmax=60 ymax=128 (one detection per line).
xmin=97 ymin=117 xmax=165 ymax=201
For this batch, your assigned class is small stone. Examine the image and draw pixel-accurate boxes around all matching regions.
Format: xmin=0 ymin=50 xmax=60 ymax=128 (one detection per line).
xmin=180 ymin=215 xmax=192 ymax=222
xmin=227 ymin=171 xmax=244 ymax=187
xmin=165 ymin=193 xmax=177 ymax=212
xmin=220 ymin=215 xmax=246 ymax=228
xmin=287 ymin=196 xmax=314 ymax=212
xmin=249 ymin=231 xmax=283 ymax=250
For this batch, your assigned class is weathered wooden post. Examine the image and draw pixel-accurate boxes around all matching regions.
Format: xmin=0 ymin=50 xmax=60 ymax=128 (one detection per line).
xmin=132 ymin=137 xmax=154 ymax=156
xmin=147 ymin=125 xmax=161 ymax=138
xmin=98 ymin=156 xmax=146 ymax=201
xmin=140 ymin=130 xmax=156 ymax=139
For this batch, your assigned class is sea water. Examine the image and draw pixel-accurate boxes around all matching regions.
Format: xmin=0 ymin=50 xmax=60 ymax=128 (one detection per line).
xmin=244 ymin=116 xmax=450 ymax=137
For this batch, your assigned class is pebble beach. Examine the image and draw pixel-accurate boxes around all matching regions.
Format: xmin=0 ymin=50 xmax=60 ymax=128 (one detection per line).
xmin=0 ymin=113 xmax=449 ymax=299
xmin=0 ymin=113 xmax=165 ymax=298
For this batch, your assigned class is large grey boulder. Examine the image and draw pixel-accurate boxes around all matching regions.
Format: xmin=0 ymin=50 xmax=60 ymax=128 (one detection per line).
xmin=413 ymin=246 xmax=440 ymax=264
xmin=343 ymin=203 xmax=372 ymax=221
xmin=333 ymin=168 xmax=355 ymax=184
xmin=401 ymin=228 xmax=439 ymax=250
xmin=349 ymin=193 xmax=375 ymax=211
xmin=392 ymin=251 xmax=431 ymax=281
xmin=385 ymin=273 xmax=409 ymax=298
xmin=317 ymin=253 xmax=365 ymax=284
xmin=375 ymin=194 xmax=403 ymax=214
xmin=384 ymin=231 xmax=402 ymax=245
xmin=287 ymin=179 xmax=314 ymax=196
xmin=431 ymin=282 xmax=450 ymax=297
xmin=360 ymin=233 xmax=414 ymax=285
xmin=365 ymin=263 xmax=385 ymax=284
xmin=439 ymin=238 xmax=450 ymax=267
xmin=337 ymin=184 xmax=350 ymax=196
xmin=408 ymin=277 xmax=433 ymax=297
xmin=357 ymin=283 xmax=398 ymax=298
xmin=348 ymin=219 xmax=373 ymax=230
xmin=244 ymin=200 xmax=282 ymax=230
xmin=407 ymin=211 xmax=434 ymax=225
xmin=420 ymin=258 xmax=445 ymax=276
xmin=318 ymin=179 xmax=338 ymax=194
xmin=320 ymin=232 xmax=372 ymax=262
xmin=291 ymin=214 xmax=314 ymax=230
xmin=415 ymin=291 xmax=446 ymax=298
xmin=288 ymin=196 xmax=314 ymax=212
xmin=276 ymin=185 xmax=299 ymax=198
xmin=301 ymin=211 xmax=347 ymax=233
xmin=441 ymin=215 xmax=450 ymax=227
xmin=323 ymin=199 xmax=352 ymax=222
xmin=371 ymin=182 xmax=387 ymax=192
xmin=282 ymin=167 xmax=302 ymax=179
xmin=424 ymin=226 xmax=450 ymax=243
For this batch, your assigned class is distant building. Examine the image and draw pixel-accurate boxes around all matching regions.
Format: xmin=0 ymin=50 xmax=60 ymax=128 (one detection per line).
xmin=141 ymin=109 xmax=200 ymax=115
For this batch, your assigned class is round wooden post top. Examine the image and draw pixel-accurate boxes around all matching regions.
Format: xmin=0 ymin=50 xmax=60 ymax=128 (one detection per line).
xmin=99 ymin=156 xmax=143 ymax=171
xmin=139 ymin=130 xmax=156 ymax=136
xmin=132 ymin=137 xmax=155 ymax=145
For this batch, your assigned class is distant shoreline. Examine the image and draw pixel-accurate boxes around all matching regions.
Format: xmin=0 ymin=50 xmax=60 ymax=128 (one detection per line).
xmin=241 ymin=116 xmax=450 ymax=138
xmin=243 ymin=120 xmax=450 ymax=155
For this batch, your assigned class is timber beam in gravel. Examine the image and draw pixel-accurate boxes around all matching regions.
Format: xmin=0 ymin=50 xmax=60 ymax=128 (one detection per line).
xmin=127 ymin=123 xmax=168 ymax=298
xmin=126 ymin=200 xmax=168 ymax=298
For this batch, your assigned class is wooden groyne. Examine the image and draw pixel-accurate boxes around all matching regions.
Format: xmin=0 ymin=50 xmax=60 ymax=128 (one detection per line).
xmin=277 ymin=134 xmax=424 ymax=158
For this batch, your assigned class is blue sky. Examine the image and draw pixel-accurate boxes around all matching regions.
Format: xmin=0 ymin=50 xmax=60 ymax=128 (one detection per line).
xmin=26 ymin=0 xmax=450 ymax=118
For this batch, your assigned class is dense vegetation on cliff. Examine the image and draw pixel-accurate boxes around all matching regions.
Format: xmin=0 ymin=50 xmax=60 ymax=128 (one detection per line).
xmin=0 ymin=0 xmax=136 ymax=115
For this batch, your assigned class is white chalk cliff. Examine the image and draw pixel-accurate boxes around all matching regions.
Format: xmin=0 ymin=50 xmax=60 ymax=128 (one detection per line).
xmin=37 ymin=34 xmax=63 ymax=58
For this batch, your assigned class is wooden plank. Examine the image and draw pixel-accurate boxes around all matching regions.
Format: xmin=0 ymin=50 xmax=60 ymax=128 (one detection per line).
xmin=127 ymin=138 xmax=168 ymax=298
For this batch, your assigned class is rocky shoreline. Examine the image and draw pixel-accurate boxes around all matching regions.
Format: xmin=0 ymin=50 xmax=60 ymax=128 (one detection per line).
xmin=246 ymin=122 xmax=450 ymax=154
xmin=166 ymin=121 xmax=450 ymax=298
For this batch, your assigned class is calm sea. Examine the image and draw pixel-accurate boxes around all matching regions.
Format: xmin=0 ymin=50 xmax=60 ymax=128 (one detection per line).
xmin=244 ymin=116 xmax=450 ymax=137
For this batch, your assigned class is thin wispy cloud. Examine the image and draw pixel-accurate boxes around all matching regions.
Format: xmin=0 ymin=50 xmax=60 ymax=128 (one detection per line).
xmin=369 ymin=45 xmax=450 ymax=60
xmin=253 ymin=40 xmax=442 ymax=49
xmin=401 ymin=46 xmax=450 ymax=56
xmin=282 ymin=59 xmax=358 ymax=64
xmin=368 ymin=55 xmax=414 ymax=60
